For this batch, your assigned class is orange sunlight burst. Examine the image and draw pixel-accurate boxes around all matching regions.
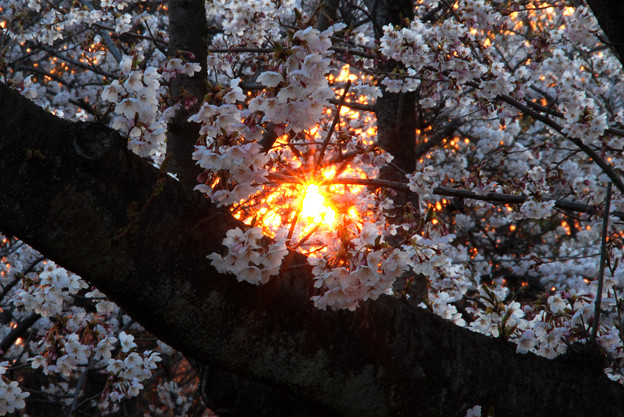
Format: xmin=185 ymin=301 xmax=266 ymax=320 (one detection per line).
xmin=301 ymin=184 xmax=336 ymax=227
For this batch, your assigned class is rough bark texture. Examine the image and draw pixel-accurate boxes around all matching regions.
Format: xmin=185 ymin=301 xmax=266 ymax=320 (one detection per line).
xmin=166 ymin=0 xmax=208 ymax=192
xmin=2 ymin=82 xmax=624 ymax=417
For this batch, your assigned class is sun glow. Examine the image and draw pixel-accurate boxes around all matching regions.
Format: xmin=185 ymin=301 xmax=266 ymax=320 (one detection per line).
xmin=301 ymin=184 xmax=336 ymax=226
xmin=228 ymin=64 xmax=384 ymax=254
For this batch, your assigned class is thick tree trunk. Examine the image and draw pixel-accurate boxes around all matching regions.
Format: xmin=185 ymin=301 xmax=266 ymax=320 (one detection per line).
xmin=365 ymin=0 xmax=423 ymax=300
xmin=166 ymin=0 xmax=208 ymax=192
xmin=1 ymin=82 xmax=624 ymax=417
xmin=365 ymin=0 xmax=417 ymax=204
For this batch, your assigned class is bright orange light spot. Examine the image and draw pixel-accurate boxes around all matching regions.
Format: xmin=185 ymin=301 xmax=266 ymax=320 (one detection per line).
xmin=301 ymin=184 xmax=335 ymax=227
xmin=323 ymin=168 xmax=336 ymax=179
xmin=551 ymin=286 xmax=556 ymax=292
xmin=561 ymin=221 xmax=571 ymax=235
xmin=336 ymin=64 xmax=358 ymax=83
xmin=509 ymin=225 xmax=516 ymax=232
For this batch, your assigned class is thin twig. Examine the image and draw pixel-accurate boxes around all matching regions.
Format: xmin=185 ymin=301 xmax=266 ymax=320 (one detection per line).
xmin=591 ymin=182 xmax=612 ymax=342
xmin=286 ymin=207 xmax=302 ymax=244
xmin=315 ymin=80 xmax=351 ymax=168
xmin=414 ymin=119 xmax=463 ymax=160
xmin=268 ymin=173 xmax=412 ymax=192
xmin=268 ymin=174 xmax=624 ymax=220
xmin=81 ymin=0 xmax=122 ymax=62
xmin=611 ymin=286 xmax=624 ymax=348
xmin=37 ymin=44 xmax=116 ymax=79
xmin=327 ymin=97 xmax=375 ymax=112
xmin=495 ymin=93 xmax=624 ymax=195
xmin=291 ymin=223 xmax=321 ymax=250
xmin=433 ymin=186 xmax=624 ymax=220
xmin=68 ymin=358 xmax=96 ymax=417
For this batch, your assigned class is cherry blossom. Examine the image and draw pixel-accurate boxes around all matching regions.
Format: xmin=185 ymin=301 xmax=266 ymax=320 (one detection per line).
xmin=4 ymin=0 xmax=624 ymax=414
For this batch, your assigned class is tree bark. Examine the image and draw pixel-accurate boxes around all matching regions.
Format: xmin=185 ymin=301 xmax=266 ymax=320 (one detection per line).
xmin=365 ymin=0 xmax=417 ymax=205
xmin=166 ymin=0 xmax=208 ymax=192
xmin=364 ymin=0 xmax=424 ymax=300
xmin=316 ymin=0 xmax=341 ymax=32
xmin=365 ymin=0 xmax=417 ymax=171
xmin=1 ymin=82 xmax=624 ymax=417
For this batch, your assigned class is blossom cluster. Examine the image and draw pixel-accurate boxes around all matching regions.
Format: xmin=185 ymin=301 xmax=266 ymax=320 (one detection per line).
xmin=191 ymin=25 xmax=343 ymax=207
xmin=206 ymin=0 xmax=296 ymax=47
xmin=103 ymin=56 xmax=201 ymax=161
xmin=208 ymin=227 xmax=288 ymax=285
xmin=0 ymin=362 xmax=29 ymax=416
xmin=5 ymin=0 xmax=624 ymax=412
xmin=13 ymin=262 xmax=88 ymax=317
xmin=0 ymin=248 xmax=174 ymax=414
xmin=190 ymin=79 xmax=269 ymax=206
xmin=309 ymin=222 xmax=410 ymax=310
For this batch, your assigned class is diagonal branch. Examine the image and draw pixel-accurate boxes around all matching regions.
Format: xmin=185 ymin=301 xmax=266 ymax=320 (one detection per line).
xmin=496 ymin=94 xmax=624 ymax=195
xmin=1 ymin=82 xmax=624 ymax=416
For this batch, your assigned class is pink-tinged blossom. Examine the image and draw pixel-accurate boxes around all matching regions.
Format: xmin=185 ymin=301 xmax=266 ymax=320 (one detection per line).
xmin=107 ymin=359 xmax=125 ymax=375
xmin=102 ymin=80 xmax=124 ymax=102
xmin=547 ymin=294 xmax=567 ymax=314
xmin=0 ymin=379 xmax=29 ymax=415
xmin=94 ymin=336 xmax=117 ymax=361
xmin=208 ymin=228 xmax=288 ymax=285
xmin=515 ymin=330 xmax=538 ymax=354
xmin=353 ymin=223 xmax=381 ymax=248
xmin=293 ymin=27 xmax=331 ymax=54
xmin=257 ymin=71 xmax=284 ymax=88
xmin=64 ymin=333 xmax=89 ymax=364
xmin=123 ymin=71 xmax=144 ymax=92
xmin=119 ymin=331 xmax=137 ymax=353
xmin=115 ymin=98 xmax=140 ymax=119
